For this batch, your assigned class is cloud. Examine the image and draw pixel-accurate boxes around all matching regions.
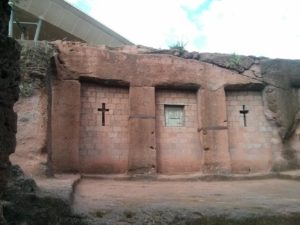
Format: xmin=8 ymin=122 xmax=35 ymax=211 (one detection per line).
xmin=66 ymin=0 xmax=300 ymax=59
xmin=85 ymin=0 xmax=204 ymax=49
xmin=184 ymin=0 xmax=300 ymax=58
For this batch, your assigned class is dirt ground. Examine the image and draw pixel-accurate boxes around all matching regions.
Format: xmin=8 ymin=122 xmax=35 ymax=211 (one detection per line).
xmin=10 ymin=146 xmax=300 ymax=225
xmin=72 ymin=178 xmax=300 ymax=224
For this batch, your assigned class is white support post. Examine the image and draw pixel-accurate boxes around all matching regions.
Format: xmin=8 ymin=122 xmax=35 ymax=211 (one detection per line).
xmin=34 ymin=18 xmax=43 ymax=41
xmin=8 ymin=5 xmax=14 ymax=37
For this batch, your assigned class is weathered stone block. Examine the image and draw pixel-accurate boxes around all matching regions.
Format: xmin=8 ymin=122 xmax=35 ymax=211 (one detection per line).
xmin=51 ymin=79 xmax=80 ymax=173
xmin=128 ymin=87 xmax=156 ymax=173
xmin=128 ymin=118 xmax=156 ymax=173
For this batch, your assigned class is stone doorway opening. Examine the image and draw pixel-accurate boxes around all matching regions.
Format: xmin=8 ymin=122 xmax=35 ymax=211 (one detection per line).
xmin=80 ymin=83 xmax=129 ymax=173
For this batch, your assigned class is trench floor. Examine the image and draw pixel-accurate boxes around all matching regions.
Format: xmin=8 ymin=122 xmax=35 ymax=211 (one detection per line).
xmin=72 ymin=178 xmax=300 ymax=219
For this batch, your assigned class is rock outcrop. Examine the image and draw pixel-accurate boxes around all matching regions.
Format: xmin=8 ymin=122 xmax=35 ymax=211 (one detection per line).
xmin=0 ymin=37 xmax=87 ymax=225
xmin=0 ymin=2 xmax=19 ymax=223
xmin=10 ymin=41 xmax=55 ymax=177
xmin=0 ymin=34 xmax=20 ymax=225
xmin=261 ymin=59 xmax=300 ymax=170
xmin=2 ymin=165 xmax=88 ymax=225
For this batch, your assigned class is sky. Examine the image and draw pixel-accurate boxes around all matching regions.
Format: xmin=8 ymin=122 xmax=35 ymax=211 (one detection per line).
xmin=65 ymin=0 xmax=300 ymax=59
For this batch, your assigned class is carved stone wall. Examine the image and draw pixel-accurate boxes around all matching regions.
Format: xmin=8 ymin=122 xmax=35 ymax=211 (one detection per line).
xmin=12 ymin=41 xmax=300 ymax=175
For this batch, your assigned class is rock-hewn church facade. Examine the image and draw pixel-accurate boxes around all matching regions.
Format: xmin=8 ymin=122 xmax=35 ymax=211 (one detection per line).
xmin=48 ymin=42 xmax=300 ymax=175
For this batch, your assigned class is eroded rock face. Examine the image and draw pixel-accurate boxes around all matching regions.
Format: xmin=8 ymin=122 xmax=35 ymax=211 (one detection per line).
xmin=10 ymin=41 xmax=55 ymax=177
xmin=0 ymin=37 xmax=88 ymax=225
xmin=18 ymin=41 xmax=55 ymax=98
xmin=261 ymin=59 xmax=300 ymax=138
xmin=260 ymin=59 xmax=300 ymax=170
xmin=0 ymin=34 xmax=20 ymax=225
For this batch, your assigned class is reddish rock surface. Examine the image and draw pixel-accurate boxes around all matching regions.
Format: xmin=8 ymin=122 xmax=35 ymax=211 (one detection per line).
xmin=51 ymin=41 xmax=275 ymax=175
xmin=10 ymin=40 xmax=55 ymax=177
xmin=10 ymin=41 xmax=300 ymax=177
xmin=11 ymin=90 xmax=48 ymax=176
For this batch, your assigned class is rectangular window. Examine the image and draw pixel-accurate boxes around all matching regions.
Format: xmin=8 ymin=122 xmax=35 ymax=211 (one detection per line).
xmin=164 ymin=105 xmax=184 ymax=127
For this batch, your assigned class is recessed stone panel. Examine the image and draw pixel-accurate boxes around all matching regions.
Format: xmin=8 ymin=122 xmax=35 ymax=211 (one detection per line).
xmin=156 ymin=90 xmax=201 ymax=173
xmin=226 ymin=91 xmax=279 ymax=173
xmin=80 ymin=83 xmax=129 ymax=173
